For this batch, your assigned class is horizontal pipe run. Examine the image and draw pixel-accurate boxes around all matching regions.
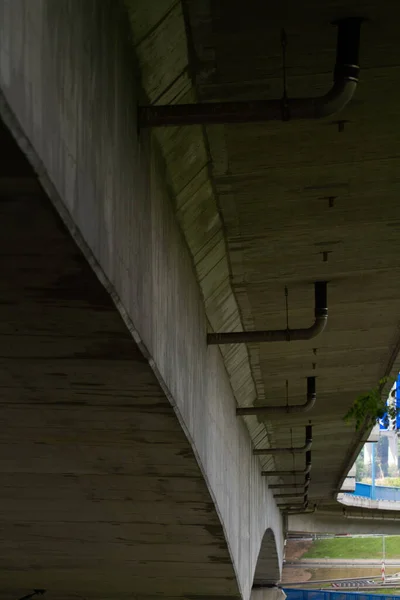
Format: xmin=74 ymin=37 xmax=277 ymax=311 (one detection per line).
xmin=278 ymin=497 xmax=308 ymax=510
xmin=237 ymin=378 xmax=316 ymax=417
xmin=273 ymin=480 xmax=310 ymax=493
xmin=259 ymin=432 xmax=311 ymax=503
xmin=207 ymin=281 xmax=328 ymax=345
xmin=139 ymin=83 xmax=357 ymax=127
xmin=139 ymin=19 xmax=362 ymax=128
xmin=262 ymin=464 xmax=311 ymax=477
xmin=283 ymin=496 xmax=313 ymax=511
xmin=253 ymin=424 xmax=312 ymax=454
xmin=284 ymin=504 xmax=316 ymax=515
xmin=253 ymin=439 xmax=312 ymax=455
xmin=253 ymin=443 xmax=311 ymax=455
xmin=274 ymin=492 xmax=305 ymax=498
xmin=269 ymin=482 xmax=306 ymax=489
xmin=263 ymin=451 xmax=311 ymax=478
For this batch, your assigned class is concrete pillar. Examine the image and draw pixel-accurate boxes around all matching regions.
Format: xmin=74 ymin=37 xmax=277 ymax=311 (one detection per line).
xmin=252 ymin=588 xmax=287 ymax=600
xmin=388 ymin=431 xmax=398 ymax=467
xmin=364 ymin=442 xmax=372 ymax=464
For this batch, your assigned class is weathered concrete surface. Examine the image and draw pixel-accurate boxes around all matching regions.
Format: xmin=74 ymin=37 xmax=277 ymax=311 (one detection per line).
xmin=0 ymin=1 xmax=283 ymax=599
xmin=0 ymin=128 xmax=239 ymax=599
xmin=123 ymin=0 xmax=269 ymax=463
xmin=251 ymin=588 xmax=286 ymax=600
xmin=183 ymin=0 xmax=400 ymax=503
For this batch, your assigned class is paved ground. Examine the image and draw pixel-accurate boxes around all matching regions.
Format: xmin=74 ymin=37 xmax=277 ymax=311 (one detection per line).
xmin=281 ymin=539 xmax=400 ymax=585
xmin=285 ymin=540 xmax=313 ymax=562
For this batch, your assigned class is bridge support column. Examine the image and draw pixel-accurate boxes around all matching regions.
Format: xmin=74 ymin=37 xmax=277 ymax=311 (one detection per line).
xmin=252 ymin=588 xmax=287 ymax=600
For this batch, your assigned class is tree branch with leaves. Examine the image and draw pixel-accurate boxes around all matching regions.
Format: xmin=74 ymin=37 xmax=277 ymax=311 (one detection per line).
xmin=344 ymin=377 xmax=397 ymax=431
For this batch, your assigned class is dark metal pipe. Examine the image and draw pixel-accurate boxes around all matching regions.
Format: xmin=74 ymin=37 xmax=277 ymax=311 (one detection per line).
xmin=278 ymin=473 xmax=311 ymax=510
xmin=278 ymin=498 xmax=308 ymax=510
xmin=333 ymin=18 xmax=362 ymax=83
xmin=263 ymin=464 xmax=311 ymax=477
xmin=253 ymin=424 xmax=312 ymax=454
xmin=271 ymin=478 xmax=310 ymax=492
xmin=269 ymin=482 xmax=306 ymax=489
xmin=207 ymin=282 xmax=327 ymax=346
xmin=279 ymin=486 xmax=309 ymax=505
xmin=254 ymin=441 xmax=312 ymax=455
xmin=138 ymin=19 xmax=363 ymax=128
xmin=263 ymin=450 xmax=311 ymax=478
xmin=280 ymin=500 xmax=311 ymax=512
xmin=284 ymin=504 xmax=316 ymax=515
xmin=237 ymin=377 xmax=316 ymax=417
xmin=274 ymin=492 xmax=305 ymax=498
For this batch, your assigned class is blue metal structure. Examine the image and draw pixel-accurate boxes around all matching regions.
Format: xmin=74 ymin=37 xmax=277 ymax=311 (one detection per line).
xmin=352 ymin=482 xmax=400 ymax=502
xmin=396 ymin=373 xmax=400 ymax=430
xmin=379 ymin=373 xmax=400 ymax=430
xmin=284 ymin=589 xmax=400 ymax=600
xmin=371 ymin=443 xmax=376 ymax=498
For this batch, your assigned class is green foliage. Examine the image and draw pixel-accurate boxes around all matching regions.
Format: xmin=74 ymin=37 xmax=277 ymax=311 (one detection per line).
xmin=355 ymin=453 xmax=366 ymax=480
xmin=383 ymin=477 xmax=400 ymax=487
xmin=344 ymin=377 xmax=396 ymax=431
xmin=304 ymin=535 xmax=400 ymax=560
xmin=388 ymin=464 xmax=400 ymax=478
xmin=362 ymin=476 xmax=400 ymax=485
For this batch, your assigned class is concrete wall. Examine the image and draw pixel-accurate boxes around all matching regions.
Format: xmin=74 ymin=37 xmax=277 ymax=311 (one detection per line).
xmin=0 ymin=0 xmax=283 ymax=597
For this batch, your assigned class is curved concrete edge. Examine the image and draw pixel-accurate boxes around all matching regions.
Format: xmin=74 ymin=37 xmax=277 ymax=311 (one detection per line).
xmin=0 ymin=1 xmax=284 ymax=596
xmin=0 ymin=135 xmax=242 ymax=598
xmin=254 ymin=529 xmax=281 ymax=585
xmin=124 ymin=0 xmax=268 ymax=467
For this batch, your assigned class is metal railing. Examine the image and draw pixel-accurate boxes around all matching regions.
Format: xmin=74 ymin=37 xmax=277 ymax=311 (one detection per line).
xmin=352 ymin=482 xmax=400 ymax=502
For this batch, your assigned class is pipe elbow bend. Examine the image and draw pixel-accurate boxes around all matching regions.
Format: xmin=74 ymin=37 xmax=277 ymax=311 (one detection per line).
xmin=314 ymin=79 xmax=358 ymax=119
xmin=292 ymin=311 xmax=328 ymax=342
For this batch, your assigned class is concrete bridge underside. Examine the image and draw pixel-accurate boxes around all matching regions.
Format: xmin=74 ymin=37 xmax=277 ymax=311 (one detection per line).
xmin=0 ymin=120 xmax=241 ymax=600
xmin=0 ymin=1 xmax=284 ymax=599
xmin=3 ymin=0 xmax=400 ymax=595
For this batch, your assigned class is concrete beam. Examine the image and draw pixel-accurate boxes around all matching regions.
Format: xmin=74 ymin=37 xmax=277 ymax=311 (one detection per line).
xmin=0 ymin=1 xmax=284 ymax=598
xmin=288 ymin=510 xmax=400 ymax=535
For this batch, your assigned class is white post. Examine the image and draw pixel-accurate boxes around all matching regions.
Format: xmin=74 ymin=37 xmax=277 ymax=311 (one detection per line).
xmin=382 ymin=535 xmax=386 ymax=584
